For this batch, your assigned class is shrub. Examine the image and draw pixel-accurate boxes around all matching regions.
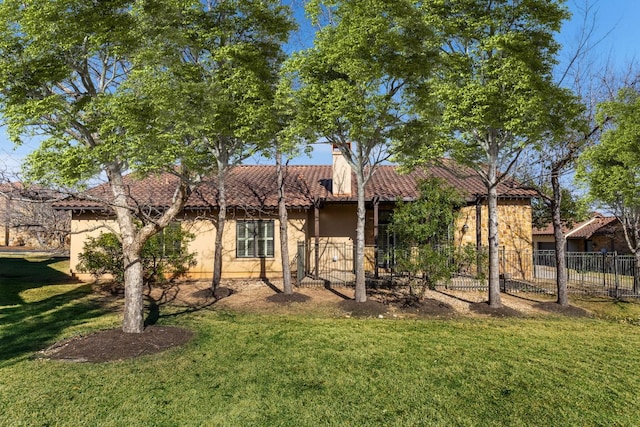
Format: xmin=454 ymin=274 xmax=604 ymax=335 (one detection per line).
xmin=77 ymin=224 xmax=196 ymax=293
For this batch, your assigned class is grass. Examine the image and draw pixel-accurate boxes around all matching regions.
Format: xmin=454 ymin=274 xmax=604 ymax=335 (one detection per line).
xmin=2 ymin=257 xmax=640 ymax=426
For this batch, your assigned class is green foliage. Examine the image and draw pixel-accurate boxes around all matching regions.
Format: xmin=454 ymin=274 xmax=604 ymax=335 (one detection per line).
xmin=389 ymin=178 xmax=465 ymax=291
xmin=398 ymin=0 xmax=572 ymax=170
xmin=130 ymin=0 xmax=295 ymax=171
xmin=580 ymin=87 xmax=640 ymax=212
xmin=287 ymin=0 xmax=441 ymax=158
xmin=531 ymin=188 xmax=590 ymax=229
xmin=77 ymin=226 xmax=196 ymax=292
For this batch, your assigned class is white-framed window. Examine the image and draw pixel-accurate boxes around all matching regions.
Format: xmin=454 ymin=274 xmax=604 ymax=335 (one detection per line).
xmin=236 ymin=220 xmax=275 ymax=258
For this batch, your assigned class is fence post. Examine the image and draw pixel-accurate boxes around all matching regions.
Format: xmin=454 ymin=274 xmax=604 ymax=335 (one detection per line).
xmin=297 ymin=241 xmax=305 ymax=284
xmin=614 ymin=251 xmax=619 ymax=299
xmin=602 ymin=251 xmax=606 ymax=289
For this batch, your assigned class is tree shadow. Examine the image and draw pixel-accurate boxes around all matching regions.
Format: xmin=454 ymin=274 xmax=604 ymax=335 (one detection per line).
xmin=262 ymin=278 xmax=283 ymax=294
xmin=0 ymin=283 xmax=110 ymax=367
xmin=0 ymin=256 xmax=112 ymax=366
xmin=0 ymin=256 xmax=80 ymax=305
xmin=324 ymin=283 xmax=353 ymax=300
xmin=434 ymin=289 xmax=479 ymax=305
xmin=143 ymin=281 xmax=224 ymax=326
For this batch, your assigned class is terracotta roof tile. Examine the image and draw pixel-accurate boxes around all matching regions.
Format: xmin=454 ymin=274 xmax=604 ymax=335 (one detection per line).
xmin=567 ymin=215 xmax=620 ymax=239
xmin=54 ymin=162 xmax=536 ymax=211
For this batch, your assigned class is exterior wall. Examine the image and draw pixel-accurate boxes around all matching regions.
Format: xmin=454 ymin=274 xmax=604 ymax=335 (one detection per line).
xmin=455 ymin=199 xmax=532 ymax=251
xmin=69 ymin=210 xmax=308 ymax=281
xmin=319 ymin=203 xmax=357 ymax=241
xmin=68 ymin=198 xmax=534 ymax=281
xmin=591 ymin=232 xmax=631 ymax=254
xmin=455 ymin=199 xmax=533 ymax=280
xmin=185 ymin=210 xmax=307 ymax=279
xmin=69 ymin=213 xmax=118 ymax=280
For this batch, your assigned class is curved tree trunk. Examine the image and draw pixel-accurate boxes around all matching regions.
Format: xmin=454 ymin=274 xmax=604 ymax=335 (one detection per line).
xmin=276 ymin=151 xmax=293 ymax=294
xmin=354 ymin=170 xmax=367 ymax=303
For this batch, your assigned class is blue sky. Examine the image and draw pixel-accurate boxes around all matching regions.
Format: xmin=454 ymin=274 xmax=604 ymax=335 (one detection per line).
xmin=2 ymin=0 xmax=639 ymax=174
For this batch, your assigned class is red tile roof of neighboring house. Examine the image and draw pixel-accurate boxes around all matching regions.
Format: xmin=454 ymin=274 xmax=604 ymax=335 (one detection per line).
xmin=54 ymin=162 xmax=536 ymax=211
xmin=566 ymin=215 xmax=619 ymax=239
xmin=535 ymin=214 xmax=621 ymax=239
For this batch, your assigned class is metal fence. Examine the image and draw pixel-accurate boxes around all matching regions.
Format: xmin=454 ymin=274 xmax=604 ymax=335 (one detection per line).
xmin=529 ymin=250 xmax=639 ymax=297
xmin=296 ymin=241 xmax=640 ymax=298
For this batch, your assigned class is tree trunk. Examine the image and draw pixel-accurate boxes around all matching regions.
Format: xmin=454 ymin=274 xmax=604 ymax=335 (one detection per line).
xmin=212 ymin=165 xmax=226 ymax=291
xmin=122 ymin=241 xmax=145 ymax=333
xmin=354 ymin=170 xmax=367 ymax=303
xmin=276 ymin=151 xmax=292 ymax=294
xmin=106 ymin=164 xmax=146 ymax=333
xmin=550 ymin=172 xmax=569 ymax=306
xmin=487 ymin=183 xmax=502 ymax=307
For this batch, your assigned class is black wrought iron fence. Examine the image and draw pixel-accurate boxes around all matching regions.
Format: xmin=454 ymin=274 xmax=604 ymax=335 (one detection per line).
xmin=296 ymin=240 xmax=640 ymax=298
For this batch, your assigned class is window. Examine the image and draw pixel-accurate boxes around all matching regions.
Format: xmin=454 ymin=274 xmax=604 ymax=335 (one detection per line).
xmin=236 ymin=220 xmax=274 ymax=258
xmin=151 ymin=222 xmax=184 ymax=257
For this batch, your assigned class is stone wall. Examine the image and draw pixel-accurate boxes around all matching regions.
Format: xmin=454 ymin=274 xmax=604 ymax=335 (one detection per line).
xmin=455 ymin=198 xmax=533 ymax=279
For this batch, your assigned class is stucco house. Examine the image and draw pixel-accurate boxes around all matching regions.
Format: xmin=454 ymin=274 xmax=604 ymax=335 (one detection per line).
xmin=533 ymin=213 xmax=629 ymax=254
xmin=0 ymin=183 xmax=70 ymax=249
xmin=56 ymin=151 xmax=535 ymax=282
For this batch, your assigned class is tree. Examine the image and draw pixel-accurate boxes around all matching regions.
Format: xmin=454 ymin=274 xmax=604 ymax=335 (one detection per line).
xmin=402 ymin=0 xmax=572 ymax=308
xmin=0 ymin=0 xmax=292 ymax=332
xmin=77 ymin=226 xmax=196 ymax=294
xmin=389 ymin=178 xmax=464 ymax=297
xmin=0 ymin=0 xmax=205 ymax=333
xmin=287 ymin=0 xmax=439 ymax=302
xmin=579 ymin=86 xmax=640 ymax=293
xmin=136 ymin=0 xmax=295 ymax=292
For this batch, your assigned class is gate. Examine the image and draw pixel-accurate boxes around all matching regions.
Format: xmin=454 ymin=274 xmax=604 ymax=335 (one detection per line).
xmin=297 ymin=241 xmax=356 ymax=285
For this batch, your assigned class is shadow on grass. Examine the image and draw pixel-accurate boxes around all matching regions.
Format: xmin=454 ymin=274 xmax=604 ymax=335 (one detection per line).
xmin=0 ymin=257 xmax=111 ymax=366
xmin=0 ymin=256 xmax=78 ymax=305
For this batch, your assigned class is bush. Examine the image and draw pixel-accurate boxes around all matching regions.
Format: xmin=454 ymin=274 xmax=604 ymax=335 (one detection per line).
xmin=77 ymin=224 xmax=196 ymax=293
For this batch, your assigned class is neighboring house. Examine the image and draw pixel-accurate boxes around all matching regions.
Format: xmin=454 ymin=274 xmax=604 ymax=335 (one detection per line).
xmin=0 ymin=183 xmax=70 ymax=249
xmin=533 ymin=213 xmax=629 ymax=254
xmin=56 ymin=151 xmax=535 ymax=282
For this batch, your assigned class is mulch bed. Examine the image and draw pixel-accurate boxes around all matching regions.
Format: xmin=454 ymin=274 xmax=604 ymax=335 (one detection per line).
xmin=469 ymin=302 xmax=524 ymax=318
xmin=36 ymin=326 xmax=193 ymax=363
xmin=191 ymin=286 xmax=234 ymax=300
xmin=397 ymin=298 xmax=456 ymax=317
xmin=266 ymin=292 xmax=312 ymax=304
xmin=534 ymin=302 xmax=590 ymax=317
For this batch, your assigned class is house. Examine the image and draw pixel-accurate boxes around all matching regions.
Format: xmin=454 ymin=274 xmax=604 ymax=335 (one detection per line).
xmin=0 ymin=183 xmax=70 ymax=249
xmin=533 ymin=213 xmax=629 ymax=254
xmin=56 ymin=151 xmax=535 ymax=282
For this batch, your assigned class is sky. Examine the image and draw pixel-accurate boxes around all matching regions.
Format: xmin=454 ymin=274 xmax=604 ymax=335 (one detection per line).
xmin=1 ymin=0 xmax=639 ymax=176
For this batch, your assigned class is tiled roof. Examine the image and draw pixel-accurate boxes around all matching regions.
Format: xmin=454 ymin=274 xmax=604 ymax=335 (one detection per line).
xmin=54 ymin=162 xmax=536 ymax=211
xmin=566 ymin=215 xmax=620 ymax=239
xmin=535 ymin=214 xmax=621 ymax=239
xmin=533 ymin=222 xmax=569 ymax=236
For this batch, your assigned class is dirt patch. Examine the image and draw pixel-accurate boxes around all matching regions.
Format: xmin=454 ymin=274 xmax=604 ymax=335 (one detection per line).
xmin=535 ymin=302 xmax=591 ymax=317
xmin=398 ymin=298 xmax=456 ymax=317
xmin=37 ymin=325 xmax=193 ymax=363
xmin=338 ymin=299 xmax=388 ymax=317
xmin=266 ymin=292 xmax=312 ymax=304
xmin=469 ymin=302 xmax=524 ymax=318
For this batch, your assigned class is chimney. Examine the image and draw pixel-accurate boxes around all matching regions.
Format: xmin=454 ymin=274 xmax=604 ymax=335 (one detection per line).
xmin=332 ymin=144 xmax=352 ymax=196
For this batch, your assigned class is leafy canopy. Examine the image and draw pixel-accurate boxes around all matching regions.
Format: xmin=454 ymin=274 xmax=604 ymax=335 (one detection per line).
xmin=579 ymin=87 xmax=640 ymax=211
xmin=286 ymin=0 xmax=440 ymax=154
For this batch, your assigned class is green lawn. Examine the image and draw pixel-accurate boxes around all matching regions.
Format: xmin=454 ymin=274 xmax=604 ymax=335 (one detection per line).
xmin=2 ymin=257 xmax=640 ymax=426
